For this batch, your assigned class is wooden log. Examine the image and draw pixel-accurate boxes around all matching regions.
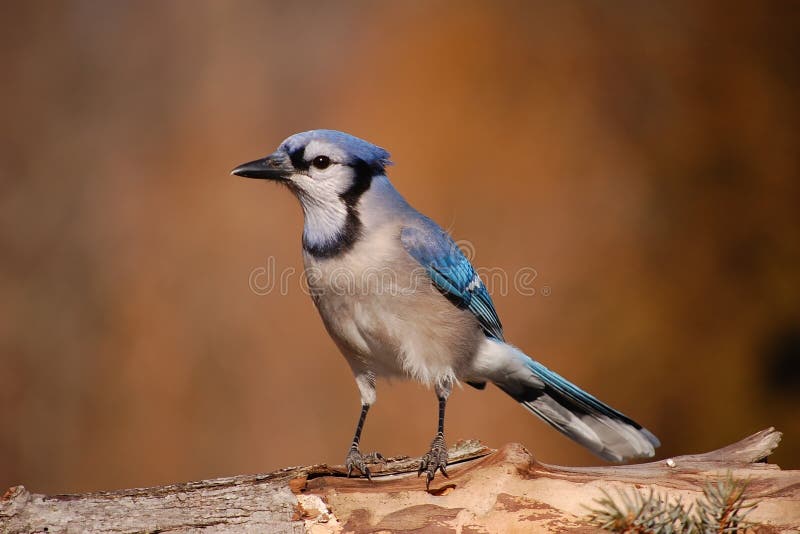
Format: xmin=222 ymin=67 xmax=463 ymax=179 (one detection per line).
xmin=1 ymin=428 xmax=797 ymax=533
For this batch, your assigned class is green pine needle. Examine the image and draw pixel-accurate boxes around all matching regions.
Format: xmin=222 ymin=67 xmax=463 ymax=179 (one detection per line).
xmin=584 ymin=474 xmax=758 ymax=533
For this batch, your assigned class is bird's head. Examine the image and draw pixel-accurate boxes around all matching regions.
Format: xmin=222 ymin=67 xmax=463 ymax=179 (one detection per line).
xmin=232 ymin=129 xmax=391 ymax=208
xmin=232 ymin=130 xmax=393 ymax=257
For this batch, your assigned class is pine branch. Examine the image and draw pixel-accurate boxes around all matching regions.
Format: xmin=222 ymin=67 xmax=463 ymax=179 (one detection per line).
xmin=585 ymin=473 xmax=759 ymax=533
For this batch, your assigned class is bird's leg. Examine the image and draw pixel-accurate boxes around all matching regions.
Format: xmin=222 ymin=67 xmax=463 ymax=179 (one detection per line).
xmin=418 ymin=382 xmax=451 ymax=489
xmin=344 ymin=404 xmax=384 ymax=480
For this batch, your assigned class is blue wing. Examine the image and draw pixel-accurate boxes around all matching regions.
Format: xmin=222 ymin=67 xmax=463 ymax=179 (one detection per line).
xmin=400 ymin=220 xmax=504 ymax=341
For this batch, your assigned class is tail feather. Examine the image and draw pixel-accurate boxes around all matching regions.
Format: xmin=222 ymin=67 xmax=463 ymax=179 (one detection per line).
xmin=488 ymin=343 xmax=660 ymax=462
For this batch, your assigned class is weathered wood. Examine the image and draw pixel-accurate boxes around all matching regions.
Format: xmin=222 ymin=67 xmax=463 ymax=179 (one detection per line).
xmin=1 ymin=429 xmax=797 ymax=533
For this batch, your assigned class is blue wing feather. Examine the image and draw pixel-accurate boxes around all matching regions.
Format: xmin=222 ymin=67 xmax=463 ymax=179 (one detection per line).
xmin=400 ymin=221 xmax=504 ymax=341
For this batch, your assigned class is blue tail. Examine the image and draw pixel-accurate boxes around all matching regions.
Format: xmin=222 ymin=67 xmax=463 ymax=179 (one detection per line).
xmin=497 ymin=350 xmax=660 ymax=462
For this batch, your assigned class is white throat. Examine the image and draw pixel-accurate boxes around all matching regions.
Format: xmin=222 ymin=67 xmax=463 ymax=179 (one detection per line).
xmin=299 ymin=193 xmax=350 ymax=250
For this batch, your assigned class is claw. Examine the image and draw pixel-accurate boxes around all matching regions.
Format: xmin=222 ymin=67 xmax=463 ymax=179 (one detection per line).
xmin=345 ymin=447 xmax=381 ymax=481
xmin=419 ymin=434 xmax=449 ymax=489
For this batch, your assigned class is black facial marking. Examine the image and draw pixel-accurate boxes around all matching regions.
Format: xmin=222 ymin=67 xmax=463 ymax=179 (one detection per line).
xmin=289 ymin=146 xmax=310 ymax=171
xmin=340 ymin=158 xmax=374 ymax=208
xmin=303 ymin=158 xmax=377 ymax=259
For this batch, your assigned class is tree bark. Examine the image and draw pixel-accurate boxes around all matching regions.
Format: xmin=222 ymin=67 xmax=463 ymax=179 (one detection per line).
xmin=1 ymin=428 xmax=797 ymax=533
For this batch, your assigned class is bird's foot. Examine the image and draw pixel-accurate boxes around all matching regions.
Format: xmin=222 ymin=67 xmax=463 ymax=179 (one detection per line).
xmin=345 ymin=447 xmax=385 ymax=480
xmin=418 ymin=433 xmax=448 ymax=489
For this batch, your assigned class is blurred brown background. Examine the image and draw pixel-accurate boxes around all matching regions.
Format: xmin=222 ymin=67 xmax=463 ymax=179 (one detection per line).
xmin=1 ymin=1 xmax=798 ymax=494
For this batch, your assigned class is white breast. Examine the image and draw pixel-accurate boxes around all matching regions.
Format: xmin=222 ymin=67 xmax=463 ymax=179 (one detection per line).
xmin=304 ymin=223 xmax=483 ymax=388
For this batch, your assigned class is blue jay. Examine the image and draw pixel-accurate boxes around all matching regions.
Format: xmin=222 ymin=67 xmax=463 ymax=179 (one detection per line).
xmin=233 ymin=130 xmax=659 ymax=488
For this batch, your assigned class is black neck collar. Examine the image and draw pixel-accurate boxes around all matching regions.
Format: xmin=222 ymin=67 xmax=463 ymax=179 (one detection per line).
xmin=302 ymin=159 xmax=379 ymax=259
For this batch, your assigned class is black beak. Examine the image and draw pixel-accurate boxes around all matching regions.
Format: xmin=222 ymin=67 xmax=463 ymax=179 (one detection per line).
xmin=231 ymin=152 xmax=291 ymax=180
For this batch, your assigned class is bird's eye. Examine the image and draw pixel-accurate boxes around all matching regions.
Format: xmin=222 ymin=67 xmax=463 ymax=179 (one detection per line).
xmin=312 ymin=155 xmax=331 ymax=169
